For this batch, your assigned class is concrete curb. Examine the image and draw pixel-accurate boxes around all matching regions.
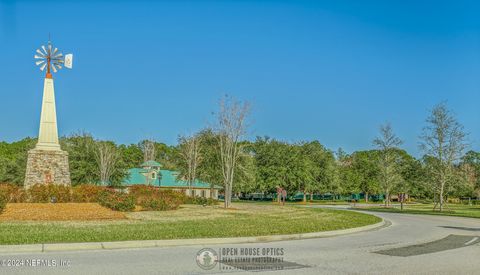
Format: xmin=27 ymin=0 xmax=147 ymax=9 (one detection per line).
xmin=0 ymin=218 xmax=387 ymax=253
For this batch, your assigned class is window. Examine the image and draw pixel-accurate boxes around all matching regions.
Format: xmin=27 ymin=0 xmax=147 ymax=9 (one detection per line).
xmin=151 ymin=172 xmax=156 ymax=179
xmin=190 ymin=189 xmax=195 ymax=196
xmin=201 ymin=190 xmax=206 ymax=198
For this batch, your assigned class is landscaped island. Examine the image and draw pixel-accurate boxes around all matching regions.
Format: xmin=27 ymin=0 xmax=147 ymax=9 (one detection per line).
xmin=0 ymin=203 xmax=380 ymax=245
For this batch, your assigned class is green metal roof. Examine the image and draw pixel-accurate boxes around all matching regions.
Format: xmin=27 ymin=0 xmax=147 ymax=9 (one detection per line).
xmin=141 ymin=160 xmax=162 ymax=167
xmin=122 ymin=168 xmax=221 ymax=189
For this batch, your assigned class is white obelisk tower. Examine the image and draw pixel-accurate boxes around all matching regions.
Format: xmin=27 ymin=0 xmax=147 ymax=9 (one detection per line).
xmin=36 ymin=77 xmax=61 ymax=151
xmin=24 ymin=40 xmax=72 ymax=187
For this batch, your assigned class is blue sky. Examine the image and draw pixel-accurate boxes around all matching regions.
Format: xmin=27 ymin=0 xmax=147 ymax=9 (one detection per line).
xmin=0 ymin=0 xmax=479 ymax=156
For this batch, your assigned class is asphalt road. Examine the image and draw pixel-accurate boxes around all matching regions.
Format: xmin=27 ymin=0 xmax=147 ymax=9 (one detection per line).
xmin=0 ymin=207 xmax=479 ymax=275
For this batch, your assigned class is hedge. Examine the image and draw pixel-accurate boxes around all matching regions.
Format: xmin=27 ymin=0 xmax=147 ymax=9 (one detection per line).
xmin=129 ymin=185 xmax=186 ymax=211
xmin=97 ymin=189 xmax=135 ymax=212
xmin=0 ymin=183 xmax=214 ymax=213
xmin=0 ymin=191 xmax=7 ymax=214
xmin=185 ymin=196 xmax=218 ymax=206
xmin=28 ymin=184 xmax=72 ymax=203
xmin=0 ymin=184 xmax=26 ymax=203
xmin=72 ymin=184 xmax=106 ymax=202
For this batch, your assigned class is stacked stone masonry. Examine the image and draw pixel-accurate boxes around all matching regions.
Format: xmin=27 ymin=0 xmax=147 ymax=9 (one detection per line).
xmin=24 ymin=149 xmax=71 ymax=188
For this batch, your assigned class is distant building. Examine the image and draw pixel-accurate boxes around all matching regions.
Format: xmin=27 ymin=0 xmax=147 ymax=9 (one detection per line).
xmin=122 ymin=161 xmax=221 ymax=199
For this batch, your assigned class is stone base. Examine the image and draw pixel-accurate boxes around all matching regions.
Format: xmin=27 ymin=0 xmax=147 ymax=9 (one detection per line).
xmin=24 ymin=149 xmax=71 ymax=188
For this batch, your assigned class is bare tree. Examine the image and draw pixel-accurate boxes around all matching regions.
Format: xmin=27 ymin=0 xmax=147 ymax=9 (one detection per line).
xmin=215 ymin=95 xmax=250 ymax=208
xmin=177 ymin=134 xmax=202 ymax=193
xmin=419 ymin=103 xmax=468 ymax=211
xmin=95 ymin=141 xmax=120 ymax=185
xmin=373 ymin=123 xmax=403 ymax=207
xmin=141 ymin=139 xmax=156 ymax=162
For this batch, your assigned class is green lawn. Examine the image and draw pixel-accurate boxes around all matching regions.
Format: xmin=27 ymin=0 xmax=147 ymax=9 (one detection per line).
xmin=357 ymin=203 xmax=480 ymax=219
xmin=0 ymin=203 xmax=380 ymax=245
xmin=235 ymin=199 xmax=351 ymax=205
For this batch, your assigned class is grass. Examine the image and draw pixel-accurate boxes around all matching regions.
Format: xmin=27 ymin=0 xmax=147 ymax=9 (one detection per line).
xmin=238 ymin=199 xmax=386 ymax=205
xmin=0 ymin=203 xmax=380 ymax=245
xmin=356 ymin=203 xmax=480 ymax=219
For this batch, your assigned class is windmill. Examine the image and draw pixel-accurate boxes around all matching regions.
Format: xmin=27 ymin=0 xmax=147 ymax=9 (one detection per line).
xmin=24 ymin=38 xmax=73 ymax=187
xmin=34 ymin=40 xmax=73 ymax=78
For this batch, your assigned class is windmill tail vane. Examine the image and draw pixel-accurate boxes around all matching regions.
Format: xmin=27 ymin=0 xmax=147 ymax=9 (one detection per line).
xmin=34 ymin=40 xmax=73 ymax=78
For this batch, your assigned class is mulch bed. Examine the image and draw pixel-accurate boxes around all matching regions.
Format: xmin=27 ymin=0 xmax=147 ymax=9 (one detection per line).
xmin=0 ymin=203 xmax=126 ymax=221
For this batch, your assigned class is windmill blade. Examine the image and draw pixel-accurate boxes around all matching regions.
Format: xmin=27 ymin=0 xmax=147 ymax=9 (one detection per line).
xmin=54 ymin=53 xmax=63 ymax=58
xmin=51 ymin=64 xmax=57 ymax=73
xmin=52 ymin=60 xmax=62 ymax=68
xmin=52 ymin=58 xmax=64 ymax=64
xmin=52 ymin=48 xmax=58 ymax=56
xmin=35 ymin=60 xmax=45 ymax=66
xmin=34 ymin=54 xmax=45 ymax=59
xmin=40 ymin=63 xmax=47 ymax=71
xmin=36 ymin=49 xmax=45 ymax=56
xmin=48 ymin=44 xmax=52 ymax=54
xmin=41 ymin=45 xmax=48 ymax=55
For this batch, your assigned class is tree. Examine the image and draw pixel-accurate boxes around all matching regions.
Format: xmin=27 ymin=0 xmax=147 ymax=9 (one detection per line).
xmin=154 ymin=142 xmax=177 ymax=170
xmin=252 ymin=137 xmax=297 ymax=194
xmin=139 ymin=139 xmax=156 ymax=163
xmin=396 ymin=149 xmax=422 ymax=209
xmin=419 ymin=103 xmax=468 ymax=211
xmin=460 ymin=151 xmax=480 ymax=198
xmin=195 ymin=129 xmax=223 ymax=198
xmin=215 ymin=95 xmax=250 ymax=208
xmin=95 ymin=141 xmax=122 ymax=186
xmin=0 ymin=138 xmax=36 ymax=185
xmin=119 ymin=143 xmax=143 ymax=169
xmin=177 ymin=133 xmax=202 ymax=193
xmin=62 ymin=132 xmax=97 ymax=185
xmin=345 ymin=151 xmax=380 ymax=202
xmin=373 ymin=123 xmax=403 ymax=207
xmin=232 ymin=143 xmax=257 ymax=194
xmin=300 ymin=141 xmax=336 ymax=202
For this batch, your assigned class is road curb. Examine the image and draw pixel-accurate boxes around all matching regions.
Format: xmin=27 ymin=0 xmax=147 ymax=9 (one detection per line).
xmin=0 ymin=218 xmax=387 ymax=253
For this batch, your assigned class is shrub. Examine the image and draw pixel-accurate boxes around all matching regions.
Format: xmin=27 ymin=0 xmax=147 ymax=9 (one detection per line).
xmin=72 ymin=184 xmax=106 ymax=202
xmin=129 ymin=185 xmax=157 ymax=199
xmin=155 ymin=190 xmax=186 ymax=210
xmin=98 ymin=189 xmax=135 ymax=212
xmin=185 ymin=196 xmax=218 ymax=206
xmin=155 ymin=189 xmax=187 ymax=206
xmin=28 ymin=184 xmax=72 ymax=203
xmin=0 ymin=190 xmax=8 ymax=214
xmin=128 ymin=185 xmax=186 ymax=211
xmin=140 ymin=197 xmax=171 ymax=211
xmin=0 ymin=184 xmax=27 ymax=203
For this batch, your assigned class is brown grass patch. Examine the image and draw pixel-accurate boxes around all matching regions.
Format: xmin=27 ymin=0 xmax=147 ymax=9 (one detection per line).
xmin=0 ymin=203 xmax=126 ymax=221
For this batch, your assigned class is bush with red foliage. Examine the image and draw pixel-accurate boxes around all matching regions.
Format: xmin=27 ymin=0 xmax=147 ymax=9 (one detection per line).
xmin=128 ymin=185 xmax=186 ymax=211
xmin=97 ymin=189 xmax=135 ymax=212
xmin=72 ymin=184 xmax=107 ymax=202
xmin=0 ymin=190 xmax=7 ymax=214
xmin=27 ymin=184 xmax=72 ymax=203
xmin=0 ymin=183 xmax=27 ymax=203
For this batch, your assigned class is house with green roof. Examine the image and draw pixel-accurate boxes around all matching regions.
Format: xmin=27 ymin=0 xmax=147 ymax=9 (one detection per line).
xmin=122 ymin=161 xmax=222 ymax=199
